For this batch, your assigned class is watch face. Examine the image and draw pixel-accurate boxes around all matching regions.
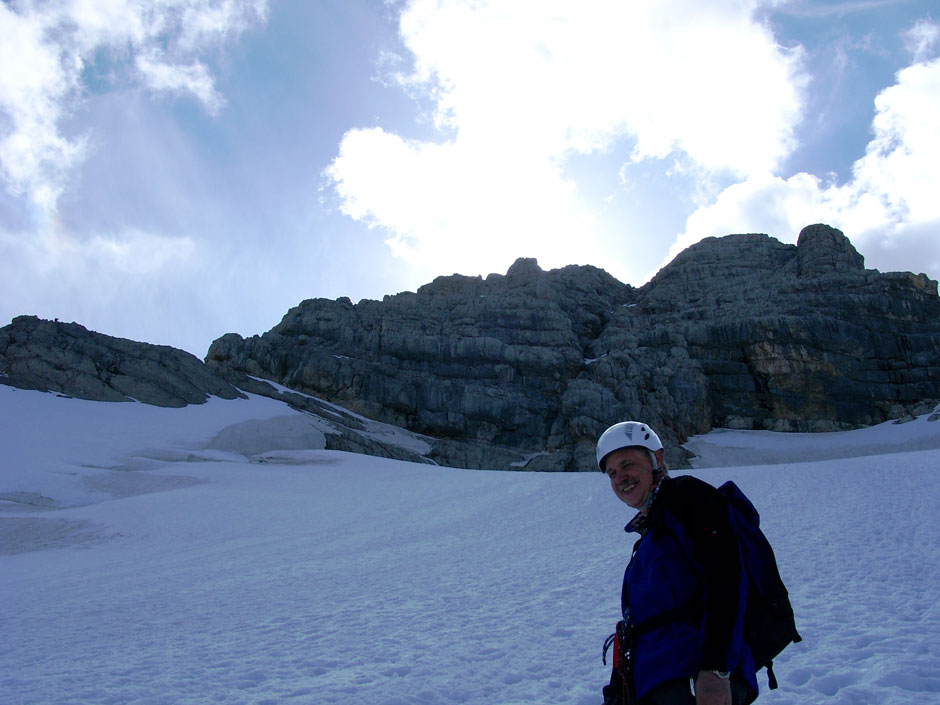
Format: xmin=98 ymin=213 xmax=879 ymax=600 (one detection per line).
xmin=712 ymin=670 xmax=731 ymax=679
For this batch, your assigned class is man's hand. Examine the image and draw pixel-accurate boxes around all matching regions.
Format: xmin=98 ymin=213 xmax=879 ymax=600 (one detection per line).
xmin=694 ymin=670 xmax=731 ymax=705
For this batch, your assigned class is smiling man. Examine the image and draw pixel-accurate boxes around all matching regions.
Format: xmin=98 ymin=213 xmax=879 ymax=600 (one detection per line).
xmin=598 ymin=421 xmax=757 ymax=705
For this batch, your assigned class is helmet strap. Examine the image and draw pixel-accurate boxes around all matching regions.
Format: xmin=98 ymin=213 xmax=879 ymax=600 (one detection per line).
xmin=637 ymin=466 xmax=666 ymax=512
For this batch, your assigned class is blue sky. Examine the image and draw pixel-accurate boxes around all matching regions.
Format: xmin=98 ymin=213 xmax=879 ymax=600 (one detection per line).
xmin=1 ymin=0 xmax=938 ymax=356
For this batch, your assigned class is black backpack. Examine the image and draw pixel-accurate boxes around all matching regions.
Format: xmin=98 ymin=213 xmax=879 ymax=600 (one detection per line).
xmin=718 ymin=480 xmax=802 ymax=689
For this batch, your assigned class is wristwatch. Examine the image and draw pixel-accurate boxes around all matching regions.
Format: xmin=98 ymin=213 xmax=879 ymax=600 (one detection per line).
xmin=709 ymin=670 xmax=731 ymax=679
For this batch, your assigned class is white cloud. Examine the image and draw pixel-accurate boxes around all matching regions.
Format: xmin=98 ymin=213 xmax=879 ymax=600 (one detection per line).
xmin=327 ymin=0 xmax=808 ymax=276
xmin=0 ymin=0 xmax=268 ymax=355
xmin=671 ymin=46 xmax=940 ymax=278
xmin=0 ymin=222 xmax=205 ymax=350
xmin=904 ymin=18 xmax=940 ymax=63
xmin=674 ymin=171 xmax=826 ymax=248
xmin=136 ymin=53 xmax=225 ymax=115
xmin=176 ymin=0 xmax=270 ymax=51
xmin=327 ymin=126 xmax=593 ymax=276
xmin=0 ymin=4 xmax=86 ymax=211
xmin=853 ymin=56 xmax=940 ymax=225
xmin=0 ymin=0 xmax=267 ymax=212
xmin=1 ymin=223 xmax=199 ymax=282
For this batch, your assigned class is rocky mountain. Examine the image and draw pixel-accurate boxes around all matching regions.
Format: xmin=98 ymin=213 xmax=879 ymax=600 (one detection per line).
xmin=204 ymin=224 xmax=940 ymax=470
xmin=0 ymin=317 xmax=244 ymax=407
xmin=4 ymin=224 xmax=938 ymax=470
xmin=0 ymin=316 xmax=435 ymax=465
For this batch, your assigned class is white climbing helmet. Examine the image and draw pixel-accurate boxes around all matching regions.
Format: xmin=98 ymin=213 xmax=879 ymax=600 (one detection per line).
xmin=596 ymin=421 xmax=663 ymax=471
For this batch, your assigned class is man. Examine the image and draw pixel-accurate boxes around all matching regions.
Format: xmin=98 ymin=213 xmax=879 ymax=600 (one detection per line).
xmin=598 ymin=421 xmax=757 ymax=705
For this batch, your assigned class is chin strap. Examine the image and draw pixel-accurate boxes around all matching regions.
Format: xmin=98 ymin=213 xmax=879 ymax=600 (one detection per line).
xmin=636 ymin=469 xmax=665 ymax=512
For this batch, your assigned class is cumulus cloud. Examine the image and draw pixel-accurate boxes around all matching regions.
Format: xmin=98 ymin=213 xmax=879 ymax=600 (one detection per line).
xmin=672 ymin=38 xmax=940 ymax=279
xmin=0 ymin=5 xmax=86 ymax=211
xmin=327 ymin=0 xmax=807 ymax=275
xmin=327 ymin=125 xmax=592 ymax=275
xmin=0 ymin=0 xmax=267 ymax=212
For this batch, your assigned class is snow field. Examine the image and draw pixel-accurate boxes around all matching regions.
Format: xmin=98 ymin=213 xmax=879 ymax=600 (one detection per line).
xmin=2 ymin=386 xmax=940 ymax=704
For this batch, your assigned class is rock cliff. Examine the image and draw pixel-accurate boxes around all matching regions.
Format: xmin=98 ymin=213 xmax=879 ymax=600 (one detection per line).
xmin=0 ymin=316 xmax=435 ymax=465
xmin=0 ymin=316 xmax=244 ymax=407
xmin=205 ymin=224 xmax=940 ymax=470
xmin=4 ymin=225 xmax=937 ymax=470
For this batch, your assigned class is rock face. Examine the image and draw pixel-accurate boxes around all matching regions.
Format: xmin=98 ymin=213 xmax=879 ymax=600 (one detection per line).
xmin=206 ymin=225 xmax=940 ymax=470
xmin=0 ymin=316 xmax=437 ymax=465
xmin=0 ymin=316 xmax=245 ymax=407
xmin=207 ymin=258 xmax=631 ymax=469
xmin=5 ymin=224 xmax=937 ymax=471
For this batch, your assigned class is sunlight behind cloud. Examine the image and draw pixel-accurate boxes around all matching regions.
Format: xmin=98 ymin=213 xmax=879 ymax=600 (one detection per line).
xmin=0 ymin=0 xmax=267 ymax=213
xmin=327 ymin=126 xmax=594 ymax=275
xmin=671 ymin=44 xmax=940 ymax=279
xmin=0 ymin=0 xmax=269 ymax=353
xmin=0 ymin=4 xmax=86 ymax=211
xmin=4 ymin=0 xmax=936 ymax=359
xmin=328 ymin=0 xmax=807 ymax=276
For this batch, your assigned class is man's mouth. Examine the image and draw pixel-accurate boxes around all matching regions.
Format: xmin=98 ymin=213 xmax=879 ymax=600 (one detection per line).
xmin=619 ymin=480 xmax=638 ymax=495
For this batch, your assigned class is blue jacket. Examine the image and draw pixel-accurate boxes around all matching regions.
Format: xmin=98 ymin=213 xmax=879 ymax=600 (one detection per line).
xmin=621 ymin=475 xmax=757 ymax=699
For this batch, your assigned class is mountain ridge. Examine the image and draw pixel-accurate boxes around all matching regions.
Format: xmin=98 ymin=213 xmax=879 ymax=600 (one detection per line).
xmin=3 ymin=223 xmax=939 ymax=470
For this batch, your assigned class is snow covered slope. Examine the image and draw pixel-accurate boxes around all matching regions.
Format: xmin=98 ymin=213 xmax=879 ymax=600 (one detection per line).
xmin=2 ymin=386 xmax=939 ymax=704
xmin=685 ymin=409 xmax=940 ymax=467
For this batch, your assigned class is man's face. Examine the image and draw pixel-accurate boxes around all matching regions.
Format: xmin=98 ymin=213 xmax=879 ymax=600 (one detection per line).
xmin=605 ymin=447 xmax=657 ymax=510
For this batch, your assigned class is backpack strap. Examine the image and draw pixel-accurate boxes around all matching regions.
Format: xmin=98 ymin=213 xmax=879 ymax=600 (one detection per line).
xmin=766 ymin=660 xmax=779 ymax=690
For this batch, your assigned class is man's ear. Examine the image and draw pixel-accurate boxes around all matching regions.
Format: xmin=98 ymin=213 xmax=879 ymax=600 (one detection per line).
xmin=653 ymin=449 xmax=665 ymax=470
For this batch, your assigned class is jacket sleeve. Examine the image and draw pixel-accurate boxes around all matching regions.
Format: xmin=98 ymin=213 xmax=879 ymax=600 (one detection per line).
xmin=665 ymin=476 xmax=745 ymax=672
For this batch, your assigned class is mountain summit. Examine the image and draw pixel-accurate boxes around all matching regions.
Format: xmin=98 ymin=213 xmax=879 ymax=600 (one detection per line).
xmin=204 ymin=224 xmax=940 ymax=470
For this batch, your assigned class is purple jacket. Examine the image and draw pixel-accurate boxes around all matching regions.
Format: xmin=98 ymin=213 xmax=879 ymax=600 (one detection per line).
xmin=621 ymin=475 xmax=758 ymax=699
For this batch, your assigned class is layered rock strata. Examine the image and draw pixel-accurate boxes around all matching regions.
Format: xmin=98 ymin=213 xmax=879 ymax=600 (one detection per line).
xmin=1 ymin=316 xmax=243 ymax=407
xmin=0 ymin=316 xmax=434 ymax=464
xmin=206 ymin=225 xmax=940 ymax=470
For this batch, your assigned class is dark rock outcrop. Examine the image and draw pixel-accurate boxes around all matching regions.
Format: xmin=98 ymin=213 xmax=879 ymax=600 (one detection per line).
xmin=0 ymin=316 xmax=436 ymax=465
xmin=0 ymin=316 xmax=244 ymax=407
xmin=206 ymin=224 xmax=940 ymax=470
xmin=207 ymin=259 xmax=632 ymax=468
